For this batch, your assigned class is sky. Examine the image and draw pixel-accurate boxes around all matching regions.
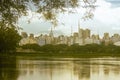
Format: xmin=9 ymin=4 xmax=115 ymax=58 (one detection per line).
xmin=18 ymin=0 xmax=120 ymax=37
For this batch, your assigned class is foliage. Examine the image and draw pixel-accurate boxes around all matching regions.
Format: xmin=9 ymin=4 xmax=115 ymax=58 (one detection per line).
xmin=21 ymin=43 xmax=120 ymax=54
xmin=21 ymin=43 xmax=40 ymax=51
xmin=0 ymin=0 xmax=97 ymax=26
xmin=0 ymin=0 xmax=27 ymax=25
xmin=0 ymin=23 xmax=21 ymax=52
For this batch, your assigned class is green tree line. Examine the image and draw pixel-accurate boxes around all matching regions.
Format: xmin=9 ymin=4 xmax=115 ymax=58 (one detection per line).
xmin=20 ymin=43 xmax=120 ymax=54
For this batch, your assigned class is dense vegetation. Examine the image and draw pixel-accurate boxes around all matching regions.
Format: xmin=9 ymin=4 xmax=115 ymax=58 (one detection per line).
xmin=20 ymin=43 xmax=120 ymax=54
xmin=0 ymin=22 xmax=21 ymax=52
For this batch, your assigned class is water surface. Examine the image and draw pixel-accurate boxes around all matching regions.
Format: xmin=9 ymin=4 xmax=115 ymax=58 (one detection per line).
xmin=1 ymin=57 xmax=120 ymax=80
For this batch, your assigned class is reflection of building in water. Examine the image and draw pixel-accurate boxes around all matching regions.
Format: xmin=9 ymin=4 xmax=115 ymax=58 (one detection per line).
xmin=90 ymin=59 xmax=120 ymax=80
xmin=17 ymin=58 xmax=120 ymax=80
xmin=17 ymin=60 xmax=78 ymax=80
xmin=73 ymin=60 xmax=90 ymax=80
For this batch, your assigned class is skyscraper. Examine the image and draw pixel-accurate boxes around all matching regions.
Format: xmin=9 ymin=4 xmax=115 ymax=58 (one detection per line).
xmin=21 ymin=32 xmax=28 ymax=38
xmin=84 ymin=29 xmax=90 ymax=38
xmin=49 ymin=26 xmax=54 ymax=37
xmin=78 ymin=21 xmax=83 ymax=39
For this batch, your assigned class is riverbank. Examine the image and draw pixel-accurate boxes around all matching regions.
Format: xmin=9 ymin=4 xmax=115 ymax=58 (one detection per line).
xmin=0 ymin=52 xmax=120 ymax=58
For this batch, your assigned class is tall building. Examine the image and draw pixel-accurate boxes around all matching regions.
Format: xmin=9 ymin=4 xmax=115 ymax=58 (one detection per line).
xmin=103 ymin=33 xmax=110 ymax=45
xmin=73 ymin=32 xmax=79 ymax=44
xmin=78 ymin=21 xmax=91 ymax=39
xmin=77 ymin=21 xmax=85 ymax=45
xmin=77 ymin=21 xmax=91 ymax=45
xmin=84 ymin=29 xmax=90 ymax=38
xmin=19 ymin=32 xmax=37 ymax=46
xmin=49 ymin=26 xmax=54 ymax=44
xmin=78 ymin=21 xmax=83 ymax=39
xmin=79 ymin=29 xmax=84 ymax=39
xmin=91 ymin=34 xmax=99 ymax=40
xmin=21 ymin=32 xmax=28 ymax=38
xmin=28 ymin=33 xmax=37 ymax=44
xmin=91 ymin=34 xmax=100 ymax=44
xmin=103 ymin=33 xmax=109 ymax=40
xmin=49 ymin=26 xmax=54 ymax=37
xmin=29 ymin=33 xmax=34 ymax=38
xmin=37 ymin=34 xmax=46 ymax=46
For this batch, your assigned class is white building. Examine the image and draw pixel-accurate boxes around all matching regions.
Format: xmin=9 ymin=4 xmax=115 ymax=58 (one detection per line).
xmin=114 ymin=41 xmax=120 ymax=46
xmin=19 ymin=33 xmax=37 ymax=46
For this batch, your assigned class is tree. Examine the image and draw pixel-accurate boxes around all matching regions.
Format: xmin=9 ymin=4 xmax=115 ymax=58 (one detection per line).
xmin=0 ymin=57 xmax=18 ymax=80
xmin=0 ymin=22 xmax=21 ymax=52
xmin=21 ymin=43 xmax=40 ymax=51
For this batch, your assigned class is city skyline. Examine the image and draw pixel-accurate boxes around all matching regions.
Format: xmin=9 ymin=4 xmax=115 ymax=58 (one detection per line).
xmin=20 ymin=24 xmax=120 ymax=46
xmin=20 ymin=23 xmax=120 ymax=38
xmin=18 ymin=0 xmax=120 ymax=37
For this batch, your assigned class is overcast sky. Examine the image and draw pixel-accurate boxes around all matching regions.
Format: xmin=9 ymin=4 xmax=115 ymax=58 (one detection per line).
xmin=18 ymin=0 xmax=120 ymax=37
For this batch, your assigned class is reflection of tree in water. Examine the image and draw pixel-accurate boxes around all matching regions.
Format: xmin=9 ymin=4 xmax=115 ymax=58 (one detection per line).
xmin=111 ymin=65 xmax=120 ymax=75
xmin=104 ymin=66 xmax=110 ymax=75
xmin=0 ymin=56 xmax=18 ymax=80
xmin=91 ymin=65 xmax=99 ymax=74
xmin=73 ymin=60 xmax=90 ymax=80
xmin=103 ymin=62 xmax=120 ymax=75
xmin=18 ymin=60 xmax=69 ymax=80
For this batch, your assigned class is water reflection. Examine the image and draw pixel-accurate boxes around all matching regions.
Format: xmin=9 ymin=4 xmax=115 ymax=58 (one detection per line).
xmin=17 ymin=58 xmax=120 ymax=80
xmin=0 ymin=57 xmax=18 ymax=80
xmin=1 ymin=57 xmax=120 ymax=80
xmin=90 ymin=58 xmax=120 ymax=80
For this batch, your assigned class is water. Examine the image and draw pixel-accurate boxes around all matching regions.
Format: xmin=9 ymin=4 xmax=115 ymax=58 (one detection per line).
xmin=1 ymin=57 xmax=120 ymax=80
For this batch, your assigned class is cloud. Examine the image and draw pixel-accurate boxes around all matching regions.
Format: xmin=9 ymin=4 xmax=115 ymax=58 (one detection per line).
xmin=93 ymin=0 xmax=120 ymax=35
xmin=95 ymin=0 xmax=120 ymax=24
xmin=55 ymin=0 xmax=120 ymax=37
xmin=105 ymin=0 xmax=120 ymax=8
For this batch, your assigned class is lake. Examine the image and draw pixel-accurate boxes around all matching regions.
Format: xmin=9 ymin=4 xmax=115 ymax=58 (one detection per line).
xmin=0 ymin=57 xmax=120 ymax=80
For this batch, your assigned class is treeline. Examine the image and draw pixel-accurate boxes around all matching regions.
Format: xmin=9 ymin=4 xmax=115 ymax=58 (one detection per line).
xmin=20 ymin=44 xmax=120 ymax=54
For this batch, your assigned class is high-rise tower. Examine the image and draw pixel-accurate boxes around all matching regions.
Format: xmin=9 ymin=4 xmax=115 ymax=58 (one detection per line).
xmin=49 ymin=26 xmax=54 ymax=44
xmin=49 ymin=26 xmax=54 ymax=37
xmin=78 ymin=20 xmax=80 ymax=33
xmin=78 ymin=21 xmax=83 ymax=39
xmin=71 ymin=26 xmax=73 ymax=36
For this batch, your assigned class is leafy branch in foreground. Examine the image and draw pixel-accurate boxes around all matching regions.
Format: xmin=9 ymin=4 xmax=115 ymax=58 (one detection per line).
xmin=0 ymin=0 xmax=97 ymax=26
